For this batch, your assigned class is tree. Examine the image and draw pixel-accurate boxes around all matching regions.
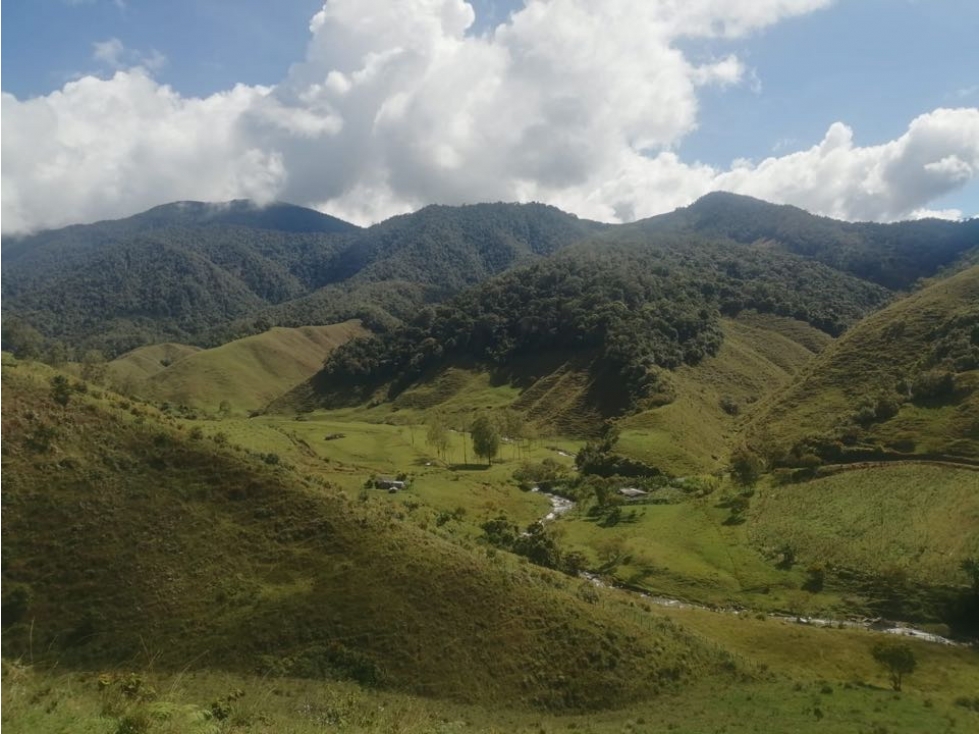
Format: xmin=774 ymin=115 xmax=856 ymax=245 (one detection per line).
xmin=426 ymin=411 xmax=450 ymax=461
xmin=50 ymin=375 xmax=72 ymax=407
xmin=2 ymin=318 xmax=44 ymax=360
xmin=499 ymin=409 xmax=525 ymax=459
xmin=730 ymin=447 xmax=763 ymax=487
xmin=470 ymin=413 xmax=500 ymax=466
xmin=961 ymin=557 xmax=979 ymax=597
xmin=871 ymin=640 xmax=917 ymax=691
xmin=80 ymin=349 xmax=108 ymax=384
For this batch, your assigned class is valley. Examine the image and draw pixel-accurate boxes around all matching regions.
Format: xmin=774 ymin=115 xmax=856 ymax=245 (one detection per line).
xmin=2 ymin=194 xmax=978 ymax=733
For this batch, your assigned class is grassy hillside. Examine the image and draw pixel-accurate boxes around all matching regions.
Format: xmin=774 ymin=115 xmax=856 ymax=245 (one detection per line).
xmin=276 ymin=312 xmax=830 ymax=476
xmin=750 ymin=464 xmax=979 ymax=587
xmin=616 ymin=313 xmax=832 ymax=475
xmin=749 ymin=266 xmax=979 ymax=464
xmin=127 ymin=321 xmax=369 ymax=413
xmin=106 ymin=342 xmax=202 ymax=383
xmin=0 ymin=357 xmax=728 ymax=712
xmin=7 ymin=635 xmax=979 ymax=734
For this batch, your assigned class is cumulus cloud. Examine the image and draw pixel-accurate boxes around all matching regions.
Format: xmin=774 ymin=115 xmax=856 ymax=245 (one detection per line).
xmin=3 ymin=0 xmax=978 ymax=233
xmin=1 ymin=72 xmax=281 ymax=233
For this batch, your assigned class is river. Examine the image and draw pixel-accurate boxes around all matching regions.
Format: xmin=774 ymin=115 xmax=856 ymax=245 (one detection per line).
xmin=532 ymin=489 xmax=963 ymax=647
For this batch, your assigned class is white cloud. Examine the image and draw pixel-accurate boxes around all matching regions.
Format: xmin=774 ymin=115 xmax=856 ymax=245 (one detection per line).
xmin=1 ymin=71 xmax=280 ymax=234
xmin=92 ymin=38 xmax=167 ymax=72
xmin=909 ymin=207 xmax=964 ymax=221
xmin=92 ymin=38 xmax=125 ymax=67
xmin=3 ymin=0 xmax=978 ymax=233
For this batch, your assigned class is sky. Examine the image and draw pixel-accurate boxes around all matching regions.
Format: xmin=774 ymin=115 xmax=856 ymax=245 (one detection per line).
xmin=2 ymin=0 xmax=978 ymax=234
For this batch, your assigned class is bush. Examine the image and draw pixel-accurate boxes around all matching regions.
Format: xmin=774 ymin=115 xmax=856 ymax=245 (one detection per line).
xmin=730 ymin=448 xmax=763 ymax=487
xmin=50 ymin=374 xmax=72 ymax=406
xmin=911 ymin=369 xmax=955 ymax=402
xmin=719 ymin=395 xmax=740 ymax=416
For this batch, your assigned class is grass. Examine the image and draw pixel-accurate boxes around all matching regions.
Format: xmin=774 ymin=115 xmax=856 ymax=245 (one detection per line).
xmin=106 ymin=342 xmax=202 ymax=382
xmin=1 ymin=356 xmax=727 ymax=712
xmin=109 ymin=321 xmax=367 ymax=414
xmin=749 ymin=465 xmax=979 ymax=585
xmin=750 ymin=265 xmax=979 ymax=462
xmin=200 ymin=413 xmax=572 ymax=531
xmin=4 ymin=354 xmax=979 ymax=732
xmin=554 ymin=484 xmax=813 ymax=611
xmin=5 ymin=637 xmax=979 ymax=734
xmin=616 ymin=313 xmax=830 ymax=475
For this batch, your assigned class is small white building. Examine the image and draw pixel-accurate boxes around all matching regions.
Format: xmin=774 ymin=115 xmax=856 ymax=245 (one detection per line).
xmin=618 ymin=487 xmax=647 ymax=499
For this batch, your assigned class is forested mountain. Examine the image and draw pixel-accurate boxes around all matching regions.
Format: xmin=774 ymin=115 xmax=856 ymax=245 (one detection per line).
xmin=4 ymin=193 xmax=975 ymax=361
xmin=1 ymin=201 xmax=602 ymax=356
xmin=298 ymin=234 xmax=889 ymax=415
xmin=2 ymin=201 xmax=359 ymax=354
xmin=637 ymin=192 xmax=979 ymax=290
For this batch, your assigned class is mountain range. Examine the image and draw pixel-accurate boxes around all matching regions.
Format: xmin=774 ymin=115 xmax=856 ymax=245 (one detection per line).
xmin=5 ymin=193 xmax=976 ymax=358
xmin=3 ymin=192 xmax=979 ymax=732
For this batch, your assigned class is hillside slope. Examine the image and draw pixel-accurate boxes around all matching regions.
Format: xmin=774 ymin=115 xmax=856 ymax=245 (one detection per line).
xmin=0 ymin=359 xmax=727 ymax=711
xmin=636 ymin=192 xmax=979 ymax=290
xmin=127 ymin=321 xmax=369 ymax=413
xmin=2 ymin=202 xmax=603 ymax=357
xmin=285 ymin=235 xmax=886 ymax=438
xmin=616 ymin=312 xmax=833 ymax=475
xmin=749 ymin=265 xmax=979 ymax=464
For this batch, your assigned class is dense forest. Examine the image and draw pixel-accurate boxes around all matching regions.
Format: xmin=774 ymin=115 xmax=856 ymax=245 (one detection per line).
xmin=314 ymin=235 xmax=890 ymax=412
xmin=640 ymin=192 xmax=979 ymax=290
xmin=3 ymin=193 xmax=975 ymax=361
xmin=2 ymin=201 xmax=602 ymax=356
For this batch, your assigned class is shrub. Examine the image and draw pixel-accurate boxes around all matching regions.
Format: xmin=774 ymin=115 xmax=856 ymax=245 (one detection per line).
xmin=911 ymin=369 xmax=955 ymax=402
xmin=719 ymin=395 xmax=740 ymax=416
xmin=730 ymin=448 xmax=763 ymax=487
xmin=50 ymin=374 xmax=72 ymax=406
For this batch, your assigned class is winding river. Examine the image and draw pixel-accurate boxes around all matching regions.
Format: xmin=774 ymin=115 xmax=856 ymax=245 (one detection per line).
xmin=532 ymin=489 xmax=964 ymax=647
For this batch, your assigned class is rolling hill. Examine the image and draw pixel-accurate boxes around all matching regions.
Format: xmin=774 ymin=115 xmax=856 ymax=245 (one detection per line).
xmin=0 ymin=357 xmax=729 ymax=711
xmin=282 ymin=232 xmax=889 ymax=437
xmin=115 ymin=320 xmax=369 ymax=414
xmin=636 ymin=191 xmax=979 ymax=290
xmin=748 ymin=265 xmax=979 ymax=465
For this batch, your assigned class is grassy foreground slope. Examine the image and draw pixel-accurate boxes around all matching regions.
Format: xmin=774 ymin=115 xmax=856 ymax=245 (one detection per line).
xmin=750 ymin=265 xmax=979 ymax=463
xmin=133 ymin=321 xmax=368 ymax=413
xmin=0 ymin=358 xmax=726 ymax=712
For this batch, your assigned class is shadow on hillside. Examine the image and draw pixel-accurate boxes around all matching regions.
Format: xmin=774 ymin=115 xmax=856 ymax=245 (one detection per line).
xmin=449 ymin=463 xmax=492 ymax=471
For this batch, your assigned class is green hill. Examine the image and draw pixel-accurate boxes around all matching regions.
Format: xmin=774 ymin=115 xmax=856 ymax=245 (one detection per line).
xmin=615 ymin=312 xmax=832 ymax=475
xmin=287 ymin=234 xmax=886 ymax=438
xmin=105 ymin=342 xmax=202 ymax=383
xmin=1 ymin=201 xmax=603 ymax=357
xmin=7 ymin=194 xmax=974 ymax=361
xmin=124 ymin=321 xmax=369 ymax=413
xmin=636 ymin=191 xmax=979 ymax=290
xmin=0 ymin=358 xmax=727 ymax=711
xmin=1 ymin=201 xmax=359 ymax=354
xmin=749 ymin=265 xmax=979 ymax=465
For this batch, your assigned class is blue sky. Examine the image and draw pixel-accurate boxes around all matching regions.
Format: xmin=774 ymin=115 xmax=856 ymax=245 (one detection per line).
xmin=2 ymin=0 xmax=978 ymax=232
